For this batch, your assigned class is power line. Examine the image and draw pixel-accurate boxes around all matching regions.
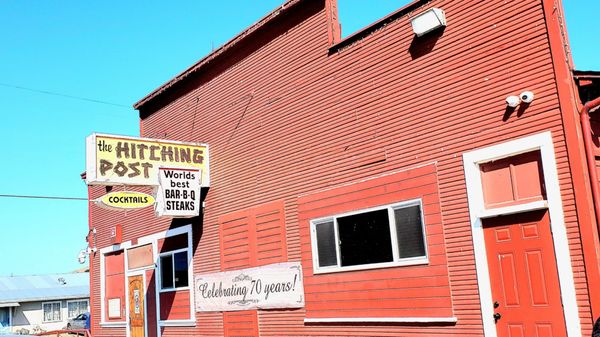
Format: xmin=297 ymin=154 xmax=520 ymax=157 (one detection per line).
xmin=0 ymin=194 xmax=88 ymax=201
xmin=0 ymin=82 xmax=132 ymax=109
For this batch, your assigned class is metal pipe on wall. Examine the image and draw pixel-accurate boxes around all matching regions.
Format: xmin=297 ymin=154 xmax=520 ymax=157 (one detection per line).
xmin=580 ymin=96 xmax=600 ymax=236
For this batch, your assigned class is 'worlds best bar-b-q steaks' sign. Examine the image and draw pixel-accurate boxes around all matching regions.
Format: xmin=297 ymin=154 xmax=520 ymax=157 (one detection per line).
xmin=86 ymin=133 xmax=209 ymax=187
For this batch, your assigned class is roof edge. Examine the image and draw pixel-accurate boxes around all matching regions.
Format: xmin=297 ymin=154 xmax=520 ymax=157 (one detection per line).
xmin=574 ymin=70 xmax=600 ymax=79
xmin=0 ymin=294 xmax=89 ymax=304
xmin=133 ymin=0 xmax=305 ymax=111
xmin=329 ymin=0 xmax=431 ymax=52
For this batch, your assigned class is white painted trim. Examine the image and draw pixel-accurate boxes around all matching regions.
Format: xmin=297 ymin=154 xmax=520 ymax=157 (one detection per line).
xmin=304 ymin=317 xmax=457 ymax=323
xmin=158 ymin=320 xmax=196 ymax=327
xmin=310 ymin=199 xmax=428 ymax=275
xmin=187 ymin=227 xmax=195 ymax=323
xmin=99 ymin=225 xmax=193 ymax=337
xmin=138 ymin=224 xmax=194 ymax=327
xmin=158 ymin=248 xmax=190 ymax=292
xmin=462 ymin=131 xmax=581 ymax=337
xmin=99 ymin=322 xmax=126 ymax=328
xmin=478 ymin=200 xmax=548 ymax=219
xmin=41 ymin=301 xmax=62 ymax=323
xmin=138 ymin=224 xmax=191 ymax=245
xmin=152 ymin=237 xmax=161 ymax=337
xmin=66 ymin=299 xmax=90 ymax=319
xmin=99 ymin=241 xmax=131 ymax=325
xmin=100 ymin=242 xmax=132 ymax=254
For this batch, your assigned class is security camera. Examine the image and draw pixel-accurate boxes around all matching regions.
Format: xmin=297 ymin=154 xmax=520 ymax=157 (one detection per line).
xmin=506 ymin=95 xmax=520 ymax=108
xmin=520 ymin=91 xmax=534 ymax=104
xmin=77 ymin=250 xmax=87 ymax=264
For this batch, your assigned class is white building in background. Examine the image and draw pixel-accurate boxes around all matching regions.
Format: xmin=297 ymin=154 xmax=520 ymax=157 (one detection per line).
xmin=0 ymin=273 xmax=89 ymax=333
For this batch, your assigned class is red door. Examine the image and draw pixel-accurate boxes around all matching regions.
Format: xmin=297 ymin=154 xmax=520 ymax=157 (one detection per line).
xmin=483 ymin=210 xmax=567 ymax=337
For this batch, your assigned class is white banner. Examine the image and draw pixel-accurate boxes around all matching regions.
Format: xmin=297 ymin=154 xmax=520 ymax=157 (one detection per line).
xmin=194 ymin=262 xmax=304 ymax=312
xmin=155 ymin=167 xmax=201 ymax=217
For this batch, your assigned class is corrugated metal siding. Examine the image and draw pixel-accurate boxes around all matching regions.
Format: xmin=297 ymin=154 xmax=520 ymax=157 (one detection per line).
xmin=223 ymin=311 xmax=259 ymax=337
xmin=298 ymin=164 xmax=452 ymax=319
xmin=219 ymin=201 xmax=286 ymax=336
xmin=159 ymin=291 xmax=190 ymax=321
xmin=104 ymin=251 xmax=125 ymax=324
xmin=89 ymin=0 xmax=592 ymax=336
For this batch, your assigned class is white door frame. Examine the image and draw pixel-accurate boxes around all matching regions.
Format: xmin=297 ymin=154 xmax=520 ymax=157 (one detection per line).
xmin=462 ymin=131 xmax=581 ymax=337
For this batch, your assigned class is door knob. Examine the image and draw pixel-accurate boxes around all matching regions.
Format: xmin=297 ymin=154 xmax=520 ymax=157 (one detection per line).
xmin=493 ymin=312 xmax=502 ymax=322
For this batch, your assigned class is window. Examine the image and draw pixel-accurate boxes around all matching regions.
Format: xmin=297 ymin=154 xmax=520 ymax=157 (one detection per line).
xmin=159 ymin=250 xmax=189 ymax=290
xmin=0 ymin=307 xmax=9 ymax=328
xmin=67 ymin=300 xmax=89 ymax=319
xmin=43 ymin=302 xmax=61 ymax=322
xmin=311 ymin=200 xmax=427 ymax=273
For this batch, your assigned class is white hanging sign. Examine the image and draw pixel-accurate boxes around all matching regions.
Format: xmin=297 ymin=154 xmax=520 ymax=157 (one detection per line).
xmin=194 ymin=262 xmax=304 ymax=312
xmin=85 ymin=133 xmax=209 ymax=187
xmin=155 ymin=167 xmax=201 ymax=217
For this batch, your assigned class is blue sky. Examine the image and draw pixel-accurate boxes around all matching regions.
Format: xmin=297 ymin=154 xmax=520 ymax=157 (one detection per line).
xmin=0 ymin=1 xmax=597 ymax=276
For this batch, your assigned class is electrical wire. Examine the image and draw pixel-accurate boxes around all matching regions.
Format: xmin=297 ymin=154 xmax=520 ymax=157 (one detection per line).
xmin=0 ymin=194 xmax=88 ymax=201
xmin=0 ymin=82 xmax=132 ymax=109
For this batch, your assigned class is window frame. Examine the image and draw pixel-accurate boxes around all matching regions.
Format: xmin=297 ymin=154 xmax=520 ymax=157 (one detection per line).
xmin=66 ymin=299 xmax=89 ymax=319
xmin=99 ymin=244 xmax=130 ymax=327
xmin=310 ymin=199 xmax=428 ymax=274
xmin=42 ymin=301 xmax=62 ymax=323
xmin=158 ymin=247 xmax=190 ymax=292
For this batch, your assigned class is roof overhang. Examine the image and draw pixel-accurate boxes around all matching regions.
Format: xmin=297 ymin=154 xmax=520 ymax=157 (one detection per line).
xmin=574 ymin=70 xmax=600 ymax=103
xmin=0 ymin=302 xmax=20 ymax=308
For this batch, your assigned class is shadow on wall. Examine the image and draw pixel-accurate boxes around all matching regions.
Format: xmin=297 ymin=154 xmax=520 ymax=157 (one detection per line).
xmin=502 ymin=102 xmax=530 ymax=122
xmin=12 ymin=305 xmax=33 ymax=327
xmin=156 ymin=194 xmax=205 ymax=320
xmin=408 ymin=27 xmax=445 ymax=60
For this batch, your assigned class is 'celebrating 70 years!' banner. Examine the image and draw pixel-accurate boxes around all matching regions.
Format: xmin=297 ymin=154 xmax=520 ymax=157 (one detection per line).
xmin=195 ymin=262 xmax=304 ymax=312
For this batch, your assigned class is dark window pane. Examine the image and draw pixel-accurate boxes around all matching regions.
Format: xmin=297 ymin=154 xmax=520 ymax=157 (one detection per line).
xmin=316 ymin=221 xmax=337 ymax=267
xmin=338 ymin=209 xmax=393 ymax=266
xmin=160 ymin=255 xmax=173 ymax=289
xmin=174 ymin=252 xmax=189 ymax=287
xmin=394 ymin=205 xmax=426 ymax=258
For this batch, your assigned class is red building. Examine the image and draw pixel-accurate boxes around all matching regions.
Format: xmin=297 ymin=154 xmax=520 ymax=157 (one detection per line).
xmin=86 ymin=0 xmax=600 ymax=336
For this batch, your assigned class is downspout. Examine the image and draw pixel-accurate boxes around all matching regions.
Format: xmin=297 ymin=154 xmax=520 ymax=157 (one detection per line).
xmin=580 ymin=96 xmax=600 ymax=235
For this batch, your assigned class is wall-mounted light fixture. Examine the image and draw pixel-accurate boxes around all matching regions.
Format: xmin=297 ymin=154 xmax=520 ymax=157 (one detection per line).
xmin=410 ymin=8 xmax=446 ymax=37
xmin=78 ymin=228 xmax=97 ymax=264
xmin=505 ymin=91 xmax=535 ymax=108
xmin=506 ymin=95 xmax=520 ymax=108
xmin=520 ymin=91 xmax=534 ymax=104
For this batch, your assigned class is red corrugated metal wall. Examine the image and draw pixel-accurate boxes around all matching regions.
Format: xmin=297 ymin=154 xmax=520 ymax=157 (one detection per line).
xmin=89 ymin=0 xmax=592 ymax=336
xmin=219 ymin=201 xmax=287 ymax=336
xmin=298 ymin=164 xmax=452 ymax=319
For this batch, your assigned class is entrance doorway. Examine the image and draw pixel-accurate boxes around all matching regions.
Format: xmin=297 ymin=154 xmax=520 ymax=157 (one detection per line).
xmin=483 ymin=210 xmax=567 ymax=337
xmin=128 ymin=275 xmax=145 ymax=337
